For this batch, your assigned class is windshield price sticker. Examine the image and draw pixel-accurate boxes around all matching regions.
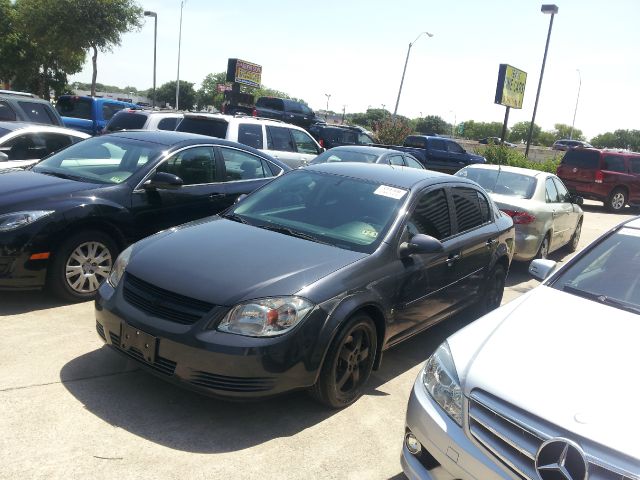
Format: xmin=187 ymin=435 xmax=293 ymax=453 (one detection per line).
xmin=374 ymin=185 xmax=407 ymax=200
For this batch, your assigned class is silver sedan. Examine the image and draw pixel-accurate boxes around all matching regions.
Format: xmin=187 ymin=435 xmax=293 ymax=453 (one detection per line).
xmin=456 ymin=164 xmax=583 ymax=261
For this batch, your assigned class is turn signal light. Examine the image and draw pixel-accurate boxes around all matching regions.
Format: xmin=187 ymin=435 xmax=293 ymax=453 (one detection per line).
xmin=501 ymin=209 xmax=536 ymax=224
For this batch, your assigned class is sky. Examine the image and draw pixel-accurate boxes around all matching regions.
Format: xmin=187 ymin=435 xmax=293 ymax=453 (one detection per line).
xmin=69 ymin=0 xmax=640 ymax=139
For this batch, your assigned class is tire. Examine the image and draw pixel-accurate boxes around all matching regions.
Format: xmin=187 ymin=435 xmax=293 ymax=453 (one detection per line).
xmin=566 ymin=218 xmax=583 ymax=252
xmin=535 ymin=234 xmax=551 ymax=260
xmin=606 ymin=188 xmax=627 ymax=212
xmin=478 ymin=264 xmax=507 ymax=314
xmin=48 ymin=230 xmax=118 ymax=302
xmin=310 ymin=314 xmax=377 ymax=409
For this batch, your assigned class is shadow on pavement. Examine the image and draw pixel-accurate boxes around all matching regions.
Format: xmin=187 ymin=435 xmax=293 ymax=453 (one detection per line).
xmin=0 ymin=290 xmax=72 ymax=315
xmin=580 ymin=202 xmax=638 ymax=216
xmin=60 ymin=307 xmax=480 ymax=454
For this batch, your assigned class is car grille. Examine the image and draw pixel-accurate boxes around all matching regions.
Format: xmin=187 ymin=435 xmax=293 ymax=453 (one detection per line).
xmin=109 ymin=331 xmax=176 ymax=377
xmin=188 ymin=370 xmax=276 ymax=393
xmin=123 ymin=273 xmax=215 ymax=325
xmin=468 ymin=390 xmax=639 ymax=480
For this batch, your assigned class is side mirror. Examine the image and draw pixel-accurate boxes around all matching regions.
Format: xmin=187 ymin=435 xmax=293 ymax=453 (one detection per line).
xmin=234 ymin=193 xmax=247 ymax=204
xmin=0 ymin=151 xmax=8 ymax=162
xmin=571 ymin=194 xmax=584 ymax=206
xmin=529 ymin=259 xmax=557 ymax=281
xmin=399 ymin=234 xmax=444 ymax=257
xmin=144 ymin=171 xmax=183 ymax=190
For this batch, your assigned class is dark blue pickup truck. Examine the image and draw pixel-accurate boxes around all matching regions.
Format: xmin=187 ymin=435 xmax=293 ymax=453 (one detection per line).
xmin=55 ymin=96 xmax=139 ymax=135
xmin=383 ymin=135 xmax=486 ymax=174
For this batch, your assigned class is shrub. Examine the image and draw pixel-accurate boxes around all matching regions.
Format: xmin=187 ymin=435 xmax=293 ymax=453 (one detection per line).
xmin=474 ymin=144 xmax=561 ymax=173
xmin=372 ymin=116 xmax=413 ymax=145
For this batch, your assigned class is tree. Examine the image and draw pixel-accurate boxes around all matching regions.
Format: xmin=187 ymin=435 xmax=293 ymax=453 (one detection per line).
xmin=591 ymin=129 xmax=640 ymax=151
xmin=348 ymin=108 xmax=389 ymax=128
xmin=196 ymin=72 xmax=227 ymax=110
xmin=509 ymin=121 xmax=541 ymax=144
xmin=552 ymin=123 xmax=584 ymax=141
xmin=372 ymin=117 xmax=413 ymax=145
xmin=415 ymin=115 xmax=450 ymax=135
xmin=156 ymin=80 xmax=196 ymax=110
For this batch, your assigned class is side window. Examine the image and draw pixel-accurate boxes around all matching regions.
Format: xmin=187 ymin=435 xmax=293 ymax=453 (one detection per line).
xmin=630 ymin=158 xmax=640 ymax=174
xmin=407 ymin=189 xmax=452 ymax=240
xmin=477 ymin=191 xmax=491 ymax=223
xmin=405 ymin=156 xmax=424 ymax=169
xmin=156 ymin=146 xmax=215 ymax=185
xmin=358 ymin=133 xmax=374 ymax=145
xmin=157 ymin=117 xmax=180 ymax=131
xmin=39 ymin=133 xmax=73 ymax=156
xmin=290 ymin=129 xmax=319 ymax=154
xmin=388 ymin=155 xmax=404 ymax=166
xmin=452 ymin=187 xmax=485 ymax=233
xmin=219 ymin=147 xmax=272 ymax=181
xmin=545 ymin=177 xmax=559 ymax=203
xmin=238 ymin=123 xmax=264 ymax=149
xmin=286 ymin=101 xmax=303 ymax=114
xmin=553 ymin=177 xmax=570 ymax=202
xmin=17 ymin=101 xmax=57 ymax=124
xmin=602 ymin=155 xmax=627 ymax=173
xmin=447 ymin=141 xmax=465 ymax=154
xmin=430 ymin=139 xmax=446 ymax=150
xmin=266 ymin=126 xmax=295 ymax=152
xmin=300 ymin=104 xmax=312 ymax=115
xmin=0 ymin=101 xmax=17 ymax=121
xmin=102 ymin=103 xmax=125 ymax=121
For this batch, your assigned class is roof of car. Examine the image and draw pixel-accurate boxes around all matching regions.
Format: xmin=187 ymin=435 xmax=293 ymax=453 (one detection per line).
xmin=326 ymin=145 xmax=401 ymax=156
xmin=106 ymin=129 xmax=237 ymax=146
xmin=116 ymin=109 xmax=184 ymax=116
xmin=304 ymin=162 xmax=463 ymax=189
xmin=462 ymin=163 xmax=548 ymax=178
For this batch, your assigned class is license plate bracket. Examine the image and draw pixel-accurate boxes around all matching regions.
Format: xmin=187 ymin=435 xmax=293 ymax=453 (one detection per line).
xmin=120 ymin=323 xmax=157 ymax=364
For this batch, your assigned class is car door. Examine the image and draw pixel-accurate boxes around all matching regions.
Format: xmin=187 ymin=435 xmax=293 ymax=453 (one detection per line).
xmin=552 ymin=176 xmax=579 ymax=246
xmin=390 ymin=188 xmax=459 ymax=342
xmin=265 ymin=125 xmax=304 ymax=168
xmin=629 ymin=157 xmax=640 ymax=204
xmin=290 ymin=128 xmax=321 ymax=165
xmin=425 ymin=138 xmax=450 ymax=172
xmin=0 ymin=131 xmax=56 ymax=167
xmin=130 ymin=146 xmax=223 ymax=237
xmin=544 ymin=176 xmax=568 ymax=250
xmin=446 ymin=140 xmax=470 ymax=173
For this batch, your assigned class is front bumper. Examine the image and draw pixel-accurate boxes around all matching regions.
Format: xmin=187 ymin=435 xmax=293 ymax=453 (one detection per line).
xmin=402 ymin=377 xmax=512 ymax=480
xmin=0 ymin=225 xmax=52 ymax=290
xmin=95 ymin=281 xmax=325 ymax=399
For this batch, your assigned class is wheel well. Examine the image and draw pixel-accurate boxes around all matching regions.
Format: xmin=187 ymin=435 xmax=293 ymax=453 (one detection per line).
xmin=495 ymin=254 xmax=510 ymax=273
xmin=52 ymin=220 xmax=127 ymax=256
xmin=611 ymin=185 xmax=629 ymax=197
xmin=352 ymin=305 xmax=386 ymax=371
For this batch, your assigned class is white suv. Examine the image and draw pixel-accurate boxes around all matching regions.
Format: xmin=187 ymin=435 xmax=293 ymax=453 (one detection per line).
xmin=176 ymin=113 xmax=322 ymax=168
xmin=104 ymin=109 xmax=184 ymax=133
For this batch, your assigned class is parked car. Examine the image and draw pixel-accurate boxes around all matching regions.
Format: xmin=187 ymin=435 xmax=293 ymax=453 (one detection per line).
xmin=253 ymin=97 xmax=322 ymax=130
xmin=478 ymin=137 xmax=517 ymax=148
xmin=552 ymin=138 xmax=593 ymax=151
xmin=557 ymin=147 xmax=640 ymax=212
xmin=0 ymin=122 xmax=89 ymax=169
xmin=55 ymin=95 xmax=139 ymax=135
xmin=0 ymin=90 xmax=64 ymax=126
xmin=308 ymin=124 xmax=377 ymax=149
xmin=0 ymin=130 xmax=289 ymax=301
xmin=381 ymin=135 xmax=487 ymax=174
xmin=457 ymin=164 xmax=583 ymax=261
xmin=401 ymin=215 xmax=640 ymax=480
xmin=310 ymin=145 xmax=425 ymax=169
xmin=176 ymin=113 xmax=323 ymax=168
xmin=95 ymin=162 xmax=514 ymax=407
xmin=103 ymin=109 xmax=183 ymax=133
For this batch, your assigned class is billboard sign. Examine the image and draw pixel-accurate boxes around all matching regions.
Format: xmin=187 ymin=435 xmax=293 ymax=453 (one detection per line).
xmin=226 ymin=58 xmax=262 ymax=88
xmin=495 ymin=64 xmax=527 ymax=109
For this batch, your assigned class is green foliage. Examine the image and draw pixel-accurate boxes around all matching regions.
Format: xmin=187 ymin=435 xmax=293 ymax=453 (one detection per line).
xmin=459 ymin=120 xmax=505 ymax=140
xmin=475 ymin=144 xmax=561 ymax=173
xmin=348 ymin=108 xmax=390 ymax=128
xmin=372 ymin=116 xmax=413 ymax=145
xmin=590 ymin=129 xmax=640 ymax=151
xmin=155 ymin=80 xmax=196 ymax=110
xmin=509 ymin=121 xmax=541 ymax=144
xmin=196 ymin=72 xmax=227 ymax=109
xmin=537 ymin=130 xmax=555 ymax=147
xmin=415 ymin=115 xmax=450 ymax=135
xmin=552 ymin=123 xmax=584 ymax=141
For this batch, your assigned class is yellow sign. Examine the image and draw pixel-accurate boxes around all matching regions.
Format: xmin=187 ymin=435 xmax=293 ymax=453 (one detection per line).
xmin=234 ymin=60 xmax=262 ymax=88
xmin=495 ymin=64 xmax=527 ymax=109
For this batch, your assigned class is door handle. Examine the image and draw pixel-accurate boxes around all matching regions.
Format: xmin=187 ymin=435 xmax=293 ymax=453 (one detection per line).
xmin=209 ymin=193 xmax=225 ymax=199
xmin=446 ymin=254 xmax=460 ymax=266
xmin=486 ymin=238 xmax=497 ymax=248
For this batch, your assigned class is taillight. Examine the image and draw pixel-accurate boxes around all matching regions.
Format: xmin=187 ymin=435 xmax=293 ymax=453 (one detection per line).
xmin=501 ymin=209 xmax=536 ymax=224
xmin=319 ymin=139 xmax=324 ymax=148
xmin=252 ymin=108 xmax=257 ymax=117
xmin=595 ymin=170 xmax=604 ymax=184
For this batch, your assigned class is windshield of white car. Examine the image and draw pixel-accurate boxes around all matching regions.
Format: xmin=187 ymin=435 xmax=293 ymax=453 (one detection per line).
xmin=456 ymin=168 xmax=537 ymax=199
xmin=32 ymin=136 xmax=163 ymax=184
xmin=551 ymin=227 xmax=640 ymax=314
xmin=227 ymin=170 xmax=407 ymax=253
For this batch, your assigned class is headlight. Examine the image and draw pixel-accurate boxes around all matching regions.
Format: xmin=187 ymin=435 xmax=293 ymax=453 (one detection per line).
xmin=107 ymin=246 xmax=133 ymax=288
xmin=0 ymin=211 xmax=54 ymax=232
xmin=217 ymin=296 xmax=314 ymax=337
xmin=422 ymin=342 xmax=463 ymax=426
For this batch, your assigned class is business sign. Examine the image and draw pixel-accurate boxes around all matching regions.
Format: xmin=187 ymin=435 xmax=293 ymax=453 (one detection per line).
xmin=226 ymin=58 xmax=262 ymax=88
xmin=495 ymin=64 xmax=527 ymax=109
xmin=216 ymin=83 xmax=232 ymax=93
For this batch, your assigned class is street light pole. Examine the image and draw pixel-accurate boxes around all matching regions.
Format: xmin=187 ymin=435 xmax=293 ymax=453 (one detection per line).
xmin=143 ymin=11 xmax=157 ymax=109
xmin=176 ymin=1 xmax=185 ymax=110
xmin=570 ymin=69 xmax=581 ymax=139
xmin=393 ymin=31 xmax=433 ymax=116
xmin=324 ymin=93 xmax=331 ymax=121
xmin=525 ymin=4 xmax=558 ymax=157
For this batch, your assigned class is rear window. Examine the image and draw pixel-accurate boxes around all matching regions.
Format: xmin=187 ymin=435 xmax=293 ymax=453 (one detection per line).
xmin=18 ymin=101 xmax=57 ymax=124
xmin=404 ymin=136 xmax=426 ymax=148
xmin=177 ymin=117 xmax=229 ymax=138
xmin=456 ymin=168 xmax=537 ymax=199
xmin=106 ymin=112 xmax=147 ymax=132
xmin=0 ymin=101 xmax=17 ymax=121
xmin=256 ymin=98 xmax=283 ymax=111
xmin=561 ymin=149 xmax=600 ymax=169
xmin=56 ymin=97 xmax=92 ymax=120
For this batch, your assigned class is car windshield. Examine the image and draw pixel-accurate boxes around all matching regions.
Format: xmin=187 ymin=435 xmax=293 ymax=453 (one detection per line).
xmin=550 ymin=227 xmax=640 ymax=315
xmin=311 ymin=149 xmax=379 ymax=164
xmin=226 ymin=170 xmax=407 ymax=253
xmin=32 ymin=136 xmax=163 ymax=184
xmin=456 ymin=168 xmax=537 ymax=199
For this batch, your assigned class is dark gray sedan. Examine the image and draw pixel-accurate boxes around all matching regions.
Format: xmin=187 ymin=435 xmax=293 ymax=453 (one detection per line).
xmin=310 ymin=145 xmax=425 ymax=169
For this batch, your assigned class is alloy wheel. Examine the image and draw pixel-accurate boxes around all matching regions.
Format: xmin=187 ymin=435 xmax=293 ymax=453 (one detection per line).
xmin=65 ymin=241 xmax=113 ymax=293
xmin=334 ymin=326 xmax=373 ymax=395
xmin=611 ymin=192 xmax=625 ymax=210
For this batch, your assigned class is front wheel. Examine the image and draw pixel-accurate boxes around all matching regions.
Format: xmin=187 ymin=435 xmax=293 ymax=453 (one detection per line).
xmin=567 ymin=219 xmax=583 ymax=252
xmin=606 ymin=188 xmax=627 ymax=212
xmin=310 ymin=314 xmax=377 ymax=409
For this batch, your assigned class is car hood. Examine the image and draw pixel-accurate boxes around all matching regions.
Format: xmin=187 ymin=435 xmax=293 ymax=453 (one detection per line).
xmin=0 ymin=169 xmax=96 ymax=213
xmin=127 ymin=217 xmax=367 ymax=306
xmin=456 ymin=286 xmax=640 ymax=460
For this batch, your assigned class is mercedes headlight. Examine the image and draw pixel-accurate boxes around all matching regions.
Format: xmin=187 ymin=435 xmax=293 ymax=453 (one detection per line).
xmin=217 ymin=296 xmax=314 ymax=337
xmin=107 ymin=245 xmax=133 ymax=288
xmin=423 ymin=342 xmax=463 ymax=426
xmin=0 ymin=211 xmax=54 ymax=232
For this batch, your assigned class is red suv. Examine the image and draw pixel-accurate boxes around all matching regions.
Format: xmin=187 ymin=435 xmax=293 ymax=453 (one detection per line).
xmin=557 ymin=148 xmax=640 ymax=212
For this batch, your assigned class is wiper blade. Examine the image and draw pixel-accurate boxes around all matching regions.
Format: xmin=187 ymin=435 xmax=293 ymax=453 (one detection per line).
xmin=35 ymin=169 xmax=82 ymax=181
xmin=258 ymin=224 xmax=329 ymax=245
xmin=221 ymin=212 xmax=249 ymax=224
xmin=563 ymin=285 xmax=640 ymax=314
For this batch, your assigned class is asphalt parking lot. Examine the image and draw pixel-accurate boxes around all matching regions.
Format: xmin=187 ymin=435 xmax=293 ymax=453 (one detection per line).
xmin=1 ymin=201 xmax=636 ymax=480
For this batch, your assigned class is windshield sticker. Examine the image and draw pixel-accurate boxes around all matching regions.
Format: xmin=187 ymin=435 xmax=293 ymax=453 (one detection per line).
xmin=374 ymin=185 xmax=406 ymax=199
xmin=361 ymin=229 xmax=378 ymax=238
xmin=619 ymin=227 xmax=640 ymax=237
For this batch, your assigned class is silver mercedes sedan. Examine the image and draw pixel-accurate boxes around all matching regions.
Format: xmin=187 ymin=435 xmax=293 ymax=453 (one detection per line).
xmin=456 ymin=164 xmax=583 ymax=261
xmin=402 ymin=216 xmax=640 ymax=480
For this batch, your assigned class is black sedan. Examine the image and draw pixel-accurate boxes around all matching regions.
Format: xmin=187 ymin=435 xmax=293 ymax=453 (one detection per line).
xmin=0 ymin=130 xmax=289 ymax=301
xmin=96 ymin=163 xmax=514 ymax=407
xmin=310 ymin=145 xmax=425 ymax=169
